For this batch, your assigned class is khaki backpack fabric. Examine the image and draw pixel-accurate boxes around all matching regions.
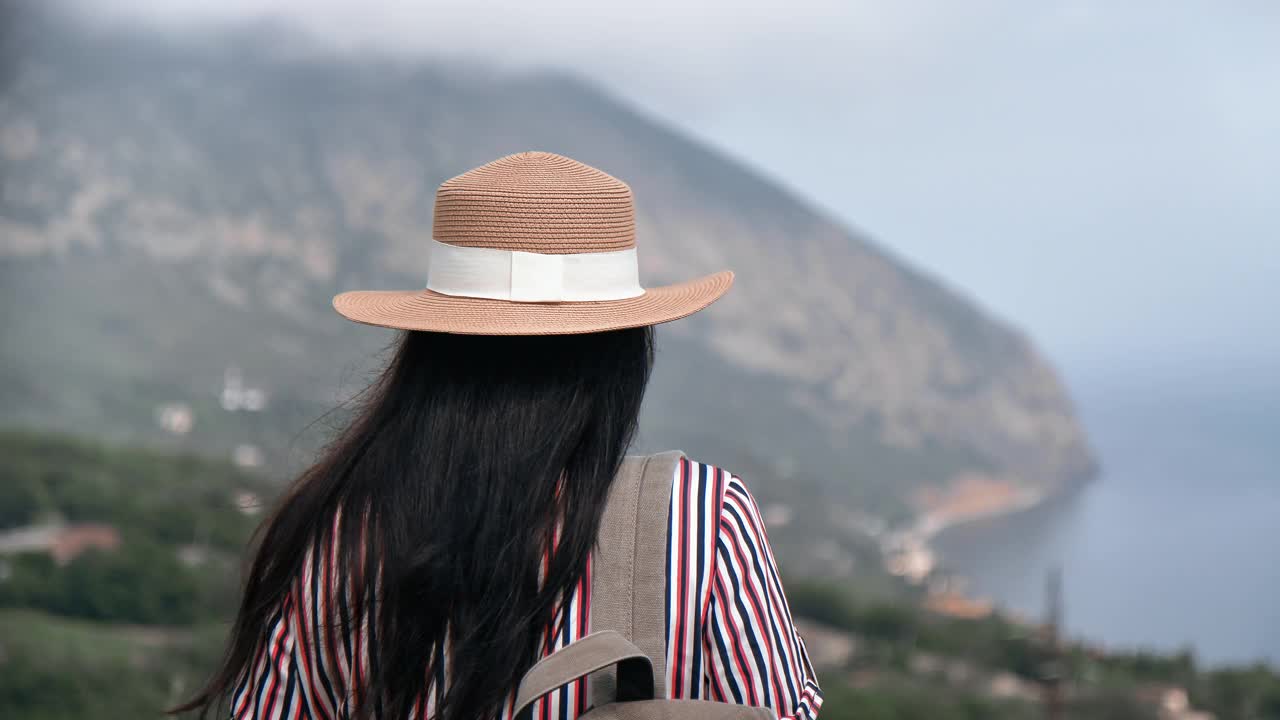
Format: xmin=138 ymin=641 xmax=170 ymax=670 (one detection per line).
xmin=513 ymin=452 xmax=774 ymax=719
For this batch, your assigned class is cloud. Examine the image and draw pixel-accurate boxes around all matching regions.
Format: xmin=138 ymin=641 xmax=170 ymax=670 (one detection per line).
xmin=70 ymin=0 xmax=989 ymax=109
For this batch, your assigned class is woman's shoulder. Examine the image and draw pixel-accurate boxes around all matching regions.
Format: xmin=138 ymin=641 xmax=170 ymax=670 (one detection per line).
xmin=666 ymin=454 xmax=759 ymax=517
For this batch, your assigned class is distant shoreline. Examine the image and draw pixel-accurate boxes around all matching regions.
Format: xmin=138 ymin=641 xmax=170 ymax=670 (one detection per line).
xmin=915 ymin=484 xmax=1049 ymax=541
xmin=881 ymin=478 xmax=1060 ymax=586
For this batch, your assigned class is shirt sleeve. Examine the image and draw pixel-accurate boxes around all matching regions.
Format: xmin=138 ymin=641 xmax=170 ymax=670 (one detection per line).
xmin=231 ymin=593 xmax=313 ymax=720
xmin=704 ymin=474 xmax=824 ymax=719
xmin=232 ymin=530 xmax=348 ymax=720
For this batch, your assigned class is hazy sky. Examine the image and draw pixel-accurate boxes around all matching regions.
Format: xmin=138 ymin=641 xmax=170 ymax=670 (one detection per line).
xmin=77 ymin=0 xmax=1280 ymax=385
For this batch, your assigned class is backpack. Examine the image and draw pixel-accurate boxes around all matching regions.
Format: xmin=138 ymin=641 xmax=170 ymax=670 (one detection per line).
xmin=513 ymin=452 xmax=775 ymax=719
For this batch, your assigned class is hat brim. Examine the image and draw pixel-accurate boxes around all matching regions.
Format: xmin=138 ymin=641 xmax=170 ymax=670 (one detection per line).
xmin=332 ymin=270 xmax=733 ymax=335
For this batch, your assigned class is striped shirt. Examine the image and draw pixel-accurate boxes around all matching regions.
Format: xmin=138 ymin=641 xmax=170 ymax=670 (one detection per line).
xmin=232 ymin=458 xmax=823 ymax=719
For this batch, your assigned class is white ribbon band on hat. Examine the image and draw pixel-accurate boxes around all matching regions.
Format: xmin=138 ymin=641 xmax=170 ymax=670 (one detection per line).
xmin=425 ymin=239 xmax=645 ymax=303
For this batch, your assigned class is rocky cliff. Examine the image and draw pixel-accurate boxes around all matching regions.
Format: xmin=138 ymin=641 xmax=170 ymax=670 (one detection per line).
xmin=0 ymin=9 xmax=1096 ymax=570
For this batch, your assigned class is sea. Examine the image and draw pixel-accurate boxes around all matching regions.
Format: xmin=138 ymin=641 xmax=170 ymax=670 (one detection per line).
xmin=933 ymin=372 xmax=1280 ymax=666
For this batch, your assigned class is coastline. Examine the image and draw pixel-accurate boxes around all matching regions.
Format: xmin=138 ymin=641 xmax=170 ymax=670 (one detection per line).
xmin=882 ymin=478 xmax=1054 ymax=587
xmin=915 ymin=485 xmax=1049 ymax=540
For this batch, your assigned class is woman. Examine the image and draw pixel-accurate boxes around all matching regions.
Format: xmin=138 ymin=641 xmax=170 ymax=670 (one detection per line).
xmin=180 ymin=152 xmax=823 ymax=719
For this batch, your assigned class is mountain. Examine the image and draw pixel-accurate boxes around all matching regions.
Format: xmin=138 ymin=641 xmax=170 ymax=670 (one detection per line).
xmin=0 ymin=8 xmax=1095 ymax=573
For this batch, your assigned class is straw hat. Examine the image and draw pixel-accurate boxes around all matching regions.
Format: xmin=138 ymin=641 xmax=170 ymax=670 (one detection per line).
xmin=333 ymin=152 xmax=733 ymax=335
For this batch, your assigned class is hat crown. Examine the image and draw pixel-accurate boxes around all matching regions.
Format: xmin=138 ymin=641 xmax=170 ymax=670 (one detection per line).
xmin=432 ymin=152 xmax=636 ymax=255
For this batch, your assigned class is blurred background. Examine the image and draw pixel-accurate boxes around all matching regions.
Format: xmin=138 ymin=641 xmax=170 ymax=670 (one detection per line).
xmin=1 ymin=1 xmax=1277 ymax=718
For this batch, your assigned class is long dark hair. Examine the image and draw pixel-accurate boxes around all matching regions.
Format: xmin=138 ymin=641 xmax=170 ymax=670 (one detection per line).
xmin=178 ymin=327 xmax=655 ymax=719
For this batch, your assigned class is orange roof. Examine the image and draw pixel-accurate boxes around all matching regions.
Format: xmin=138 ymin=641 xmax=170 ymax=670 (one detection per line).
xmin=51 ymin=524 xmax=122 ymax=565
xmin=924 ymin=591 xmax=994 ymax=620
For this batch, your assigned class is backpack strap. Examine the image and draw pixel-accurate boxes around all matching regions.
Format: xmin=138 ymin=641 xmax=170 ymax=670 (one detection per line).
xmin=588 ymin=450 xmax=684 ymax=707
xmin=513 ymin=630 xmax=654 ymax=718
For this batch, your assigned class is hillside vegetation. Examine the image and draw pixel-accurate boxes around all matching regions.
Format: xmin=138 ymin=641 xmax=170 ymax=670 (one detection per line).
xmin=0 ymin=431 xmax=271 ymax=718
xmin=1 ymin=431 xmax=1277 ymax=719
